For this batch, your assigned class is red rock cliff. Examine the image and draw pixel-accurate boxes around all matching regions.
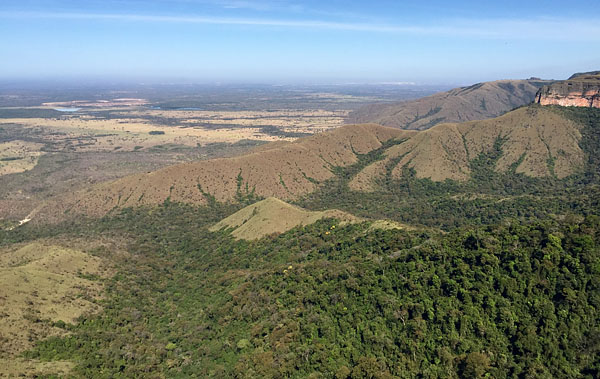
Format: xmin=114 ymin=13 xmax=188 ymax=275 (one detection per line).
xmin=535 ymin=71 xmax=600 ymax=108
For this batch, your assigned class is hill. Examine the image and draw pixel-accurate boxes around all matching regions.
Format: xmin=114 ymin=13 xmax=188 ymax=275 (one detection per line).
xmin=209 ymin=197 xmax=357 ymax=240
xmin=350 ymin=105 xmax=584 ymax=188
xmin=31 ymin=105 xmax=589 ymax=222
xmin=34 ymin=124 xmax=409 ymax=221
xmin=347 ymin=79 xmax=550 ymax=130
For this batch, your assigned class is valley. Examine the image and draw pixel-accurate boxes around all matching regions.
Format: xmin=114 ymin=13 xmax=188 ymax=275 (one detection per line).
xmin=3 ymin=0 xmax=600 ymax=376
xmin=1 ymin=74 xmax=599 ymax=378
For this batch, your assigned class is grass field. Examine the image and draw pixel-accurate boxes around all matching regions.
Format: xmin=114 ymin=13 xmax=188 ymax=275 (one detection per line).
xmin=209 ymin=197 xmax=358 ymax=240
xmin=0 ymin=107 xmax=348 ymax=153
xmin=0 ymin=241 xmax=113 ymax=376
xmin=0 ymin=140 xmax=44 ymax=176
xmin=0 ymin=103 xmax=349 ymax=222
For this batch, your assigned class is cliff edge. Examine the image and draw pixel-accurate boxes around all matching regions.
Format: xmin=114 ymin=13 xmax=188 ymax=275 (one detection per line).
xmin=535 ymin=71 xmax=600 ymax=108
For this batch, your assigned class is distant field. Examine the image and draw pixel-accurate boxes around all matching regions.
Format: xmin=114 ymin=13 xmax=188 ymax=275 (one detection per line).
xmin=0 ymin=140 xmax=44 ymax=176
xmin=0 ymin=84 xmax=444 ymax=224
xmin=0 ymin=102 xmax=347 ymax=221
xmin=0 ymin=108 xmax=347 ymax=153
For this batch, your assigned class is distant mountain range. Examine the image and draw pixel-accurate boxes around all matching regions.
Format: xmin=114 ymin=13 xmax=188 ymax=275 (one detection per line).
xmin=347 ymin=79 xmax=550 ymax=130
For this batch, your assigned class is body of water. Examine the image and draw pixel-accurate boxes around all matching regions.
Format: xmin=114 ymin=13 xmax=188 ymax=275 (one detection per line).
xmin=54 ymin=107 xmax=81 ymax=112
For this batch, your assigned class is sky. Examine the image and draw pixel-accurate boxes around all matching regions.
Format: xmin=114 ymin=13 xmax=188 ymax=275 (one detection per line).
xmin=1 ymin=0 xmax=599 ymax=84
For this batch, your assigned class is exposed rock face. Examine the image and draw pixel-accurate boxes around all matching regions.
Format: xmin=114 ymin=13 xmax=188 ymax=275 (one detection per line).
xmin=535 ymin=72 xmax=600 ymax=108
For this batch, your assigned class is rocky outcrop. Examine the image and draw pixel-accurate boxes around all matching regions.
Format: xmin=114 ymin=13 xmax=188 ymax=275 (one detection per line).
xmin=535 ymin=72 xmax=600 ymax=108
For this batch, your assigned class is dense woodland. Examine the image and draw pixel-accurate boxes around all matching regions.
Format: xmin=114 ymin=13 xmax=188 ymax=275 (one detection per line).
xmin=2 ymin=106 xmax=600 ymax=377
xmin=10 ymin=205 xmax=599 ymax=378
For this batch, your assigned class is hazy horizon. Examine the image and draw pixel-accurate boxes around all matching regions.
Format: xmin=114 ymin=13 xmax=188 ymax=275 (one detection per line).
xmin=1 ymin=0 xmax=599 ymax=84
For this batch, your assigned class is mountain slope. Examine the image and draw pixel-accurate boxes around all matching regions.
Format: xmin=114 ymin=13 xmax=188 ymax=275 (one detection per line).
xmin=350 ymin=106 xmax=584 ymax=189
xmin=347 ymin=79 xmax=550 ymax=130
xmin=35 ymin=124 xmax=409 ymax=221
xmin=32 ymin=105 xmax=590 ymax=221
xmin=209 ymin=197 xmax=357 ymax=240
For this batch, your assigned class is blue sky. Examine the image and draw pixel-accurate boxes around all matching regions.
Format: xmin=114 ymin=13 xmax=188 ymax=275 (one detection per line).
xmin=1 ymin=0 xmax=599 ymax=84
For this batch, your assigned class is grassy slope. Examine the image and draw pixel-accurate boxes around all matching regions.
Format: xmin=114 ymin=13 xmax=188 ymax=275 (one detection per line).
xmin=298 ymin=106 xmax=600 ymax=230
xmin=350 ymin=105 xmax=584 ymax=185
xmin=348 ymin=80 xmax=547 ymax=130
xmin=209 ymin=197 xmax=358 ymax=240
xmin=0 ymin=242 xmax=112 ymax=376
xmin=33 ymin=124 xmax=406 ymax=221
xmin=347 ymin=80 xmax=549 ymax=130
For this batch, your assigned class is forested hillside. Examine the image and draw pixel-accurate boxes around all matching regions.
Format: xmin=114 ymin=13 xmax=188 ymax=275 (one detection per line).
xmin=5 ymin=203 xmax=599 ymax=378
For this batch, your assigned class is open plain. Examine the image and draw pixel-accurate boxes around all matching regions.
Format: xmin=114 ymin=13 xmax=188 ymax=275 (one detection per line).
xmin=0 ymin=85 xmax=441 ymax=225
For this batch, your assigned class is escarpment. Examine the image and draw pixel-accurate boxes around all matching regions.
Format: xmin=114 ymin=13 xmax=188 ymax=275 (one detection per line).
xmin=535 ymin=71 xmax=600 ymax=108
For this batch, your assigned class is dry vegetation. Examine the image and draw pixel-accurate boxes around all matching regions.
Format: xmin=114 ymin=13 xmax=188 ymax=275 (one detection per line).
xmin=42 ymin=98 xmax=148 ymax=108
xmin=34 ymin=124 xmax=402 ymax=221
xmin=0 ymin=241 xmax=113 ymax=376
xmin=209 ymin=197 xmax=357 ymax=240
xmin=123 ymin=108 xmax=348 ymax=135
xmin=0 ymin=115 xmax=277 ymax=152
xmin=350 ymin=106 xmax=584 ymax=190
xmin=0 ymin=102 xmax=348 ymax=224
xmin=348 ymin=79 xmax=549 ymax=130
xmin=0 ymin=358 xmax=74 ymax=378
xmin=0 ymin=108 xmax=347 ymax=154
xmin=31 ymin=106 xmax=585 ymax=221
xmin=0 ymin=140 xmax=44 ymax=176
xmin=210 ymin=197 xmax=412 ymax=240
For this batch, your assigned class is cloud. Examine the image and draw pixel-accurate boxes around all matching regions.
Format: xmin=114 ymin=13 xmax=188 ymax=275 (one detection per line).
xmin=142 ymin=0 xmax=304 ymax=12
xmin=1 ymin=10 xmax=599 ymax=41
